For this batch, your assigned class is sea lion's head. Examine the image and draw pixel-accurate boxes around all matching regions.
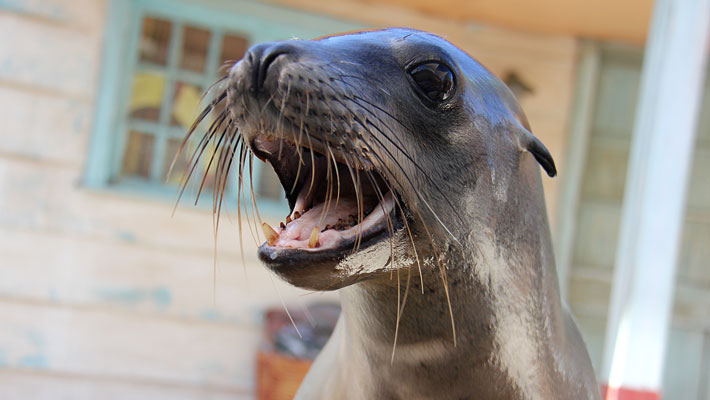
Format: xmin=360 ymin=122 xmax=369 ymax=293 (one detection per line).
xmin=179 ymin=28 xmax=556 ymax=291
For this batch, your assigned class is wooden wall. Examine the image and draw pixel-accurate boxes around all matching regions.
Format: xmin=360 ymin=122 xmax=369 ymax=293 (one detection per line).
xmin=0 ymin=0 xmax=578 ymax=398
xmin=0 ymin=1 xmax=339 ymax=398
xmin=565 ymin=47 xmax=710 ymax=399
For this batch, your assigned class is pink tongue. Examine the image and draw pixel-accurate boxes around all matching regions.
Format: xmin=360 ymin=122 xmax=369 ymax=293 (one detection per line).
xmin=279 ymin=200 xmax=358 ymax=242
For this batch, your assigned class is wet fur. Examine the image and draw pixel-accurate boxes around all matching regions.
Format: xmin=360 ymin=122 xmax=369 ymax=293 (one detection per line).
xmin=174 ymin=28 xmax=600 ymax=399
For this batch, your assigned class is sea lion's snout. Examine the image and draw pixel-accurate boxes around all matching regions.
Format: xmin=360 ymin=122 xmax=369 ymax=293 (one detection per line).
xmin=234 ymin=42 xmax=298 ymax=94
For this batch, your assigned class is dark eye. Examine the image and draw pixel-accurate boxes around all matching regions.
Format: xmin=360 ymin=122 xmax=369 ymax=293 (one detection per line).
xmin=408 ymin=62 xmax=455 ymax=102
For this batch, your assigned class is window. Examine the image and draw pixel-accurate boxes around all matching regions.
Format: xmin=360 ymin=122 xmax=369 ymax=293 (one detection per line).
xmin=87 ymin=0 xmax=363 ymax=213
xmin=558 ymin=43 xmax=710 ymax=399
xmin=123 ymin=16 xmax=248 ymax=192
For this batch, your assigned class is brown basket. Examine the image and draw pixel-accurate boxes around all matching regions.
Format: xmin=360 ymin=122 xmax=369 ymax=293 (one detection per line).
xmin=256 ymin=350 xmax=312 ymax=400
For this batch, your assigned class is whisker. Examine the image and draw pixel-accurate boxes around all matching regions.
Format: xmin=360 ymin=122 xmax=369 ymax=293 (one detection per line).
xmin=365 ymin=170 xmax=395 ymax=267
xmin=418 ymin=212 xmax=457 ymax=346
xmin=290 ymin=92 xmax=309 ymax=196
xmin=317 ymin=142 xmax=333 ymax=228
xmin=269 ymin=275 xmax=302 ymax=339
xmin=327 ymin=143 xmax=341 ymax=210
xmin=290 ymin=127 xmax=304 ymax=195
xmin=248 ymin=153 xmax=265 ymax=240
xmin=214 ymin=128 xmax=241 ymax=235
xmin=172 ymin=108 xmax=229 ymax=213
xmin=354 ymin=166 xmax=364 ymax=251
xmin=199 ymin=75 xmax=229 ymax=103
xmin=209 ymin=125 xmax=239 ymax=305
xmin=339 ymin=97 xmax=465 ymax=242
xmin=340 ymin=151 xmax=363 ymax=253
xmin=351 ymin=129 xmax=430 ymax=296
xmin=235 ymin=142 xmax=250 ymax=279
xmin=392 ymin=264 xmax=412 ymax=363
xmin=395 ymin=194 xmax=424 ymax=292
xmin=195 ymin=117 xmax=231 ymax=205
xmin=238 ymin=146 xmax=259 ymax=246
xmin=277 ymin=82 xmax=292 ymax=161
xmin=356 ymin=112 xmax=461 ymax=245
xmin=303 ymin=94 xmax=317 ymax=200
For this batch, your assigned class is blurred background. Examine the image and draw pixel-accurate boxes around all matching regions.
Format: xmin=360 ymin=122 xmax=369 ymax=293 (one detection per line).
xmin=0 ymin=0 xmax=707 ymax=399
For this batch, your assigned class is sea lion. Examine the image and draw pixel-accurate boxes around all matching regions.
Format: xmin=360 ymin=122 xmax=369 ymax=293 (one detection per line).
xmin=178 ymin=28 xmax=600 ymax=399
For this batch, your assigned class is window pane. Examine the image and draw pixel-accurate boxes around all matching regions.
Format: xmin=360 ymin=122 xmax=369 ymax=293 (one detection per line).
xmin=220 ymin=34 xmax=248 ymax=74
xmin=139 ymin=17 xmax=172 ymax=65
xmin=163 ymin=136 xmax=234 ymax=193
xmin=180 ymin=25 xmax=211 ymax=72
xmin=194 ymin=145 xmax=227 ymax=193
xmin=171 ymin=81 xmax=203 ymax=128
xmin=122 ymin=131 xmax=155 ymax=179
xmin=163 ymin=137 xmax=191 ymax=185
xmin=129 ymin=72 xmax=166 ymax=122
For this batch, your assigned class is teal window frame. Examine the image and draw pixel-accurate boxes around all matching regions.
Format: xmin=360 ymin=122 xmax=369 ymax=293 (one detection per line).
xmin=85 ymin=0 xmax=364 ymax=215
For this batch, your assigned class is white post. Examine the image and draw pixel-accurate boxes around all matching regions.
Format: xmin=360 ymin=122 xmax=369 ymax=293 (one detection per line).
xmin=600 ymin=0 xmax=709 ymax=399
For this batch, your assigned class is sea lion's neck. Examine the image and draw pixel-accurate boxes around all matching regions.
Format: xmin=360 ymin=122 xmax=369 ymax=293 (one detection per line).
xmin=337 ymin=242 xmax=567 ymax=398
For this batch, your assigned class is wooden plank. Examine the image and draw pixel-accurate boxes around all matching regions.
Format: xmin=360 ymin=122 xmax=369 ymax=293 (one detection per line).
xmin=580 ymin=137 xmax=630 ymax=203
xmin=572 ymin=202 xmax=621 ymax=268
xmin=671 ymin=284 xmax=710 ymax=328
xmin=0 ymin=157 xmax=293 ymax=258
xmin=702 ymin=332 xmax=710 ymax=400
xmin=0 ymin=13 xmax=102 ymax=99
xmin=686 ymin=148 xmax=710 ymax=211
xmin=0 ymin=87 xmax=92 ymax=165
xmin=270 ymin=0 xmax=593 ymax=57
xmin=600 ymin=0 xmax=709 ymax=388
xmin=678 ymin=219 xmax=710 ymax=284
xmin=554 ymin=41 xmax=600 ymax=299
xmin=321 ymin=0 xmax=653 ymax=44
xmin=697 ymin=77 xmax=710 ymax=145
xmin=568 ymin=272 xmax=612 ymax=317
xmin=592 ymin=54 xmax=642 ymax=138
xmin=569 ymin=269 xmax=710 ymax=330
xmin=0 ymin=369 xmax=250 ymax=400
xmin=0 ymin=301 xmax=261 ymax=391
xmin=573 ymin=317 xmax=709 ymax=400
xmin=0 ymin=228 xmax=336 ymax=327
xmin=0 ymin=0 xmax=105 ymax=31
xmin=661 ymin=328 xmax=705 ymax=400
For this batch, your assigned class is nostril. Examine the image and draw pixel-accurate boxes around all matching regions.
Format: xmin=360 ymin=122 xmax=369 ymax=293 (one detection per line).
xmin=256 ymin=48 xmax=290 ymax=91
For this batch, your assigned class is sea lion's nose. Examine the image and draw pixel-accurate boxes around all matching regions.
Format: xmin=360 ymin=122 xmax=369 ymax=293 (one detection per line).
xmin=242 ymin=42 xmax=296 ymax=92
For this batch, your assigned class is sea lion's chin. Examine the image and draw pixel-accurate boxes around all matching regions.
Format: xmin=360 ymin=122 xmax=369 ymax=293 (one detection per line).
xmin=251 ymin=134 xmax=404 ymax=291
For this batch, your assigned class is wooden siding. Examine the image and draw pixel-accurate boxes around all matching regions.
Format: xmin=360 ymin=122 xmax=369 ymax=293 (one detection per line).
xmin=282 ymin=0 xmax=652 ymax=44
xmin=566 ymin=47 xmax=710 ymax=399
xmin=0 ymin=1 xmax=339 ymax=398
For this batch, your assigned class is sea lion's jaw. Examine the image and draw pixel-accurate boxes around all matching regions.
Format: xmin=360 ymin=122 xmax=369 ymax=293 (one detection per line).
xmin=248 ymin=135 xmax=403 ymax=289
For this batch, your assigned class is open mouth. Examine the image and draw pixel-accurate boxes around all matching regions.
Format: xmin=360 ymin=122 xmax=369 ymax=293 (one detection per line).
xmin=252 ymin=135 xmax=401 ymax=261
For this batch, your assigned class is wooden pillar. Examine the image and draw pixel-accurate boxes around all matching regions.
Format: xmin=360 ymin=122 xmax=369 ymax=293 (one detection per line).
xmin=600 ymin=0 xmax=710 ymax=399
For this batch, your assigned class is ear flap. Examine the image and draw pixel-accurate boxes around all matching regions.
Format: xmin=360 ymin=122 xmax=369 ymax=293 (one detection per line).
xmin=518 ymin=130 xmax=557 ymax=177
